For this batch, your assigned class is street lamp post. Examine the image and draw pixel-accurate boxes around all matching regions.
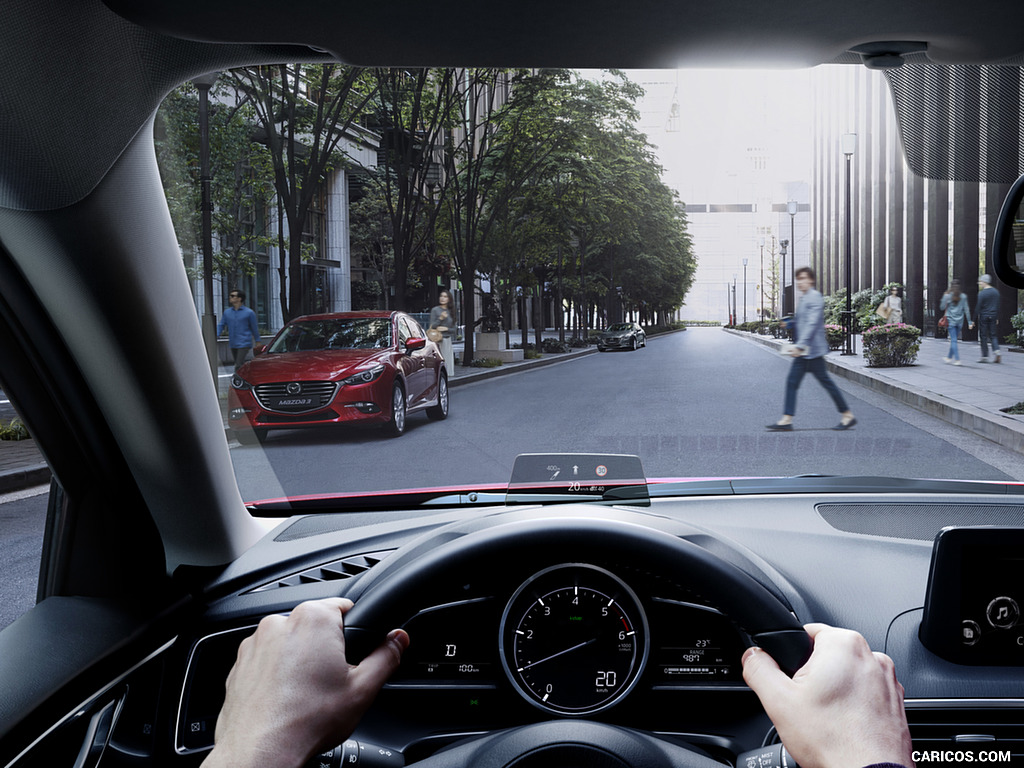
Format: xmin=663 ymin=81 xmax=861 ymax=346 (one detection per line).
xmin=779 ymin=240 xmax=789 ymax=319
xmin=841 ymin=133 xmax=857 ymax=355
xmin=742 ymin=258 xmax=748 ymax=323
xmin=759 ymin=238 xmax=765 ymax=320
xmin=194 ymin=71 xmax=221 ymax=386
xmin=787 ymin=200 xmax=797 ymax=315
xmin=732 ymin=273 xmax=737 ymax=326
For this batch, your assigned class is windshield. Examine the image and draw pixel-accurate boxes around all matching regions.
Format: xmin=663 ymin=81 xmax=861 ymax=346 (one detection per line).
xmin=152 ymin=65 xmax=1024 ymax=503
xmin=267 ymin=318 xmax=393 ymax=353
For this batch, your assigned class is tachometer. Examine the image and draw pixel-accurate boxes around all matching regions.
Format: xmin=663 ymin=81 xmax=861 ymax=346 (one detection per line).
xmin=499 ymin=564 xmax=649 ymax=715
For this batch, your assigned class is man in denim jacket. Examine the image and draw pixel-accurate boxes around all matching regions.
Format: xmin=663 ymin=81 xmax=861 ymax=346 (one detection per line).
xmin=767 ymin=267 xmax=856 ymax=431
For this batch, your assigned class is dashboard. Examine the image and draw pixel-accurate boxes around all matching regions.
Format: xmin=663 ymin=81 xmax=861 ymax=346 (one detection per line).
xmin=97 ymin=492 xmax=1024 ymax=766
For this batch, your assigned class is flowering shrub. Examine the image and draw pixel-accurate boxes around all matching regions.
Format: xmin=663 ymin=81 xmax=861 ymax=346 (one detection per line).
xmin=861 ymin=323 xmax=922 ymax=367
xmin=825 ymin=324 xmax=844 ymax=350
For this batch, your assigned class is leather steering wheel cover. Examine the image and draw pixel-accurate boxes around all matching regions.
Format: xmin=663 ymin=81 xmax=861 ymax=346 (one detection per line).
xmin=342 ymin=512 xmax=811 ymax=674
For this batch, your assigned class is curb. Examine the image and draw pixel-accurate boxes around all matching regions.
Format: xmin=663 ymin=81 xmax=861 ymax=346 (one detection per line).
xmin=449 ymin=327 xmax=687 ymax=387
xmin=0 ymin=464 xmax=50 ymax=494
xmin=727 ymin=328 xmax=1024 ymax=455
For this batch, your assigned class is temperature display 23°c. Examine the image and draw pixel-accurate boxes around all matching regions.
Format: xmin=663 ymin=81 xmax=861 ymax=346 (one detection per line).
xmin=499 ymin=564 xmax=649 ymax=715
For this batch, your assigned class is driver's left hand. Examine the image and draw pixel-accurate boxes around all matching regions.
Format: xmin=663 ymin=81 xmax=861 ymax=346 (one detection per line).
xmin=202 ymin=597 xmax=409 ymax=768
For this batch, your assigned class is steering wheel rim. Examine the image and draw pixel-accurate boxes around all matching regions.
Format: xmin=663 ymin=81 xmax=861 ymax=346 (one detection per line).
xmin=342 ymin=511 xmax=809 ymax=767
xmin=343 ymin=512 xmax=811 ymax=672
xmin=402 ymin=720 xmax=727 ymax=768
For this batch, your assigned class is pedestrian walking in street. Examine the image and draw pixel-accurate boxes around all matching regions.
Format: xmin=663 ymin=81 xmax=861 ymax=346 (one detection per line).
xmin=881 ymin=286 xmax=903 ymax=324
xmin=217 ymin=289 xmax=262 ymax=372
xmin=976 ymin=274 xmax=1001 ymax=363
xmin=429 ymin=289 xmax=456 ymax=375
xmin=940 ymin=280 xmax=973 ymax=366
xmin=767 ymin=266 xmax=856 ymax=431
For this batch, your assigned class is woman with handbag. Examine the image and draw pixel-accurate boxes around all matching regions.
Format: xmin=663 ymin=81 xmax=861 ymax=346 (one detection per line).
xmin=429 ymin=289 xmax=456 ymax=374
xmin=939 ymin=280 xmax=973 ymax=365
xmin=880 ymin=286 xmax=902 ymax=324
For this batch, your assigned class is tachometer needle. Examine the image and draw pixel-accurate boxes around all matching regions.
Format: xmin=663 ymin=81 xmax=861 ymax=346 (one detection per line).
xmin=518 ymin=637 xmax=597 ymax=672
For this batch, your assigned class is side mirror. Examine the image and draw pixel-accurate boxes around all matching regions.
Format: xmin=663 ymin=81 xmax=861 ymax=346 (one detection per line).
xmin=992 ymin=174 xmax=1024 ymax=289
xmin=255 ymin=344 xmax=268 ymax=355
xmin=405 ymin=337 xmax=427 ymax=353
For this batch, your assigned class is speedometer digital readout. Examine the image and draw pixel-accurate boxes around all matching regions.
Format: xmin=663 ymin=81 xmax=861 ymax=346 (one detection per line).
xmin=499 ymin=564 xmax=649 ymax=715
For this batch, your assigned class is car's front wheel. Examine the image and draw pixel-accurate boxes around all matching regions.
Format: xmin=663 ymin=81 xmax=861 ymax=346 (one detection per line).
xmin=386 ymin=382 xmax=407 ymax=436
xmin=630 ymin=336 xmax=637 ymax=350
xmin=427 ymin=371 xmax=449 ymax=420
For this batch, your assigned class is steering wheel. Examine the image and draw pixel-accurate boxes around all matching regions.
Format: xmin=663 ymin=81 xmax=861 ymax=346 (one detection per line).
xmin=343 ymin=511 xmax=811 ymax=767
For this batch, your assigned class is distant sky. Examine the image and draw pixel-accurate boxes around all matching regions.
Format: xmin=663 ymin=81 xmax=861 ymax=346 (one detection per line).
xmin=625 ymin=68 xmax=818 ymax=202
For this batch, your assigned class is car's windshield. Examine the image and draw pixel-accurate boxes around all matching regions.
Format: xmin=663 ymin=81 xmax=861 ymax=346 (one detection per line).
xmin=267 ymin=318 xmax=393 ymax=353
xmin=149 ymin=64 xmax=1024 ymax=504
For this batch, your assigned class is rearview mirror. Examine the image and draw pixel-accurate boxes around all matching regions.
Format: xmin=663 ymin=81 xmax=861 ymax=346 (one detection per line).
xmin=992 ymin=174 xmax=1024 ymax=289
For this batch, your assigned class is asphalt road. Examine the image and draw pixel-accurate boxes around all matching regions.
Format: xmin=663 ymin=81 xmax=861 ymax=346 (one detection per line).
xmin=4 ymin=328 xmax=1022 ymax=630
xmin=229 ymin=327 xmax=1020 ymax=502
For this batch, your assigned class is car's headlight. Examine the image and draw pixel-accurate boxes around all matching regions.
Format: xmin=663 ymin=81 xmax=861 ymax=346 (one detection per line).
xmin=342 ymin=364 xmax=385 ymax=386
xmin=231 ymin=374 xmax=252 ymax=391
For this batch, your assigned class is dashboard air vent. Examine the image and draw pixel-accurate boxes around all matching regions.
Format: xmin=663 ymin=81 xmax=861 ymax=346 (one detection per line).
xmin=246 ymin=550 xmax=393 ymax=593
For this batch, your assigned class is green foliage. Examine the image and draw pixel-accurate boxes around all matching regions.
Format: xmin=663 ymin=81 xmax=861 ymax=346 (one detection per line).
xmin=1002 ymin=402 xmax=1024 ymax=415
xmin=469 ymin=357 xmax=504 ymax=368
xmin=825 ymin=324 xmax=844 ymax=350
xmin=567 ymin=336 xmax=591 ymax=348
xmin=825 ymin=283 xmax=903 ymax=332
xmin=351 ymin=279 xmax=383 ymax=311
xmin=1008 ymin=310 xmax=1024 ymax=348
xmin=861 ymin=323 xmax=922 ymax=367
xmin=155 ymin=81 xmax=274 ymax=284
xmin=541 ymin=338 xmax=571 ymax=353
xmin=680 ymin=320 xmax=721 ymax=327
xmin=0 ymin=418 xmax=29 ymax=441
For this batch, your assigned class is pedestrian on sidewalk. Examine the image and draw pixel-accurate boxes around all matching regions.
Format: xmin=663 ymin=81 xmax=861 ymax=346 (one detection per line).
xmin=882 ymin=286 xmax=903 ymax=324
xmin=429 ymin=289 xmax=456 ymax=375
xmin=976 ymin=274 xmax=1001 ymax=363
xmin=217 ymin=289 xmax=262 ymax=372
xmin=767 ymin=266 xmax=856 ymax=432
xmin=940 ymin=280 xmax=973 ymax=366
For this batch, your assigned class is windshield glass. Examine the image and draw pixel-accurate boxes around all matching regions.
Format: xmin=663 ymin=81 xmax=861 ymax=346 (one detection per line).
xmin=267 ymin=318 xmax=393 ymax=353
xmin=153 ymin=65 xmax=1024 ymax=503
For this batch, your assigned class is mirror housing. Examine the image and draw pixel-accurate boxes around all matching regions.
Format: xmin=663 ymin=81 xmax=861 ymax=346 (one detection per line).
xmin=992 ymin=174 xmax=1024 ymax=289
xmin=405 ymin=337 xmax=427 ymax=353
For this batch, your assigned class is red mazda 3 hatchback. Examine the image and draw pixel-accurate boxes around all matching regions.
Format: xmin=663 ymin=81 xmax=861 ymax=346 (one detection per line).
xmin=227 ymin=311 xmax=448 ymax=442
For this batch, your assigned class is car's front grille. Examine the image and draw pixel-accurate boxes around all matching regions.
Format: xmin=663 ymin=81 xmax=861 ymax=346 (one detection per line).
xmin=254 ymin=381 xmax=338 ymax=413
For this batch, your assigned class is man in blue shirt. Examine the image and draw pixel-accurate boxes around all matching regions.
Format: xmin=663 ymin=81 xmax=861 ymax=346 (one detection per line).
xmin=217 ymin=289 xmax=262 ymax=371
xmin=976 ymin=274 xmax=1001 ymax=363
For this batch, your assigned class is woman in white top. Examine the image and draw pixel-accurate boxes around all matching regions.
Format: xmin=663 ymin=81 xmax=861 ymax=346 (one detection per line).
xmin=882 ymin=286 xmax=902 ymax=324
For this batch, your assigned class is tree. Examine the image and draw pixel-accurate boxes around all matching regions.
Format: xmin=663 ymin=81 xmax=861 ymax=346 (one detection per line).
xmin=155 ymin=81 xmax=274 ymax=290
xmin=226 ymin=65 xmax=378 ymax=321
xmin=348 ymin=182 xmax=394 ymax=309
xmin=366 ymin=68 xmax=460 ymax=310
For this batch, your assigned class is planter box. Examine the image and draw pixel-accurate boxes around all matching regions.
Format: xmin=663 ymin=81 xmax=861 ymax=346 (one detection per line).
xmin=474 ymin=332 xmax=524 ymax=362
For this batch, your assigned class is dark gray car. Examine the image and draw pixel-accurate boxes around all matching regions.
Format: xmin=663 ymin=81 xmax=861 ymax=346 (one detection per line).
xmin=597 ymin=322 xmax=647 ymax=351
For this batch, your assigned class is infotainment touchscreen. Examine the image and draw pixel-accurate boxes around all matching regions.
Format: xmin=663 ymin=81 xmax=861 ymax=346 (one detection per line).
xmin=920 ymin=527 xmax=1024 ymax=665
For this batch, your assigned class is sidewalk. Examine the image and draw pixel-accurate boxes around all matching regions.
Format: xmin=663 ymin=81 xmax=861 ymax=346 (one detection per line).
xmin=729 ymin=328 xmax=1024 ymax=455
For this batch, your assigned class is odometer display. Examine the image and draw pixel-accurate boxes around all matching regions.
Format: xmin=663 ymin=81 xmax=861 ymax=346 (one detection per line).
xmin=500 ymin=564 xmax=649 ymax=715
